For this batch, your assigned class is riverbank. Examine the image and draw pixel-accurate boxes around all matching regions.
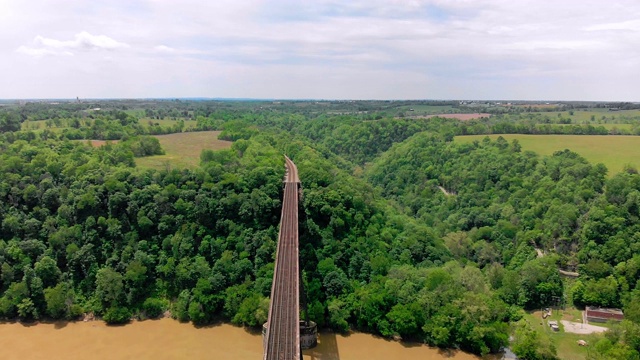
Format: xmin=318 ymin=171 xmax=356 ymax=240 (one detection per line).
xmin=0 ymin=318 xmax=484 ymax=360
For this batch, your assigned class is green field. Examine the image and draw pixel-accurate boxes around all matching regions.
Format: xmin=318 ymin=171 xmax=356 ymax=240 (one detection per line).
xmin=135 ymin=131 xmax=232 ymax=170
xmin=21 ymin=119 xmax=71 ymax=132
xmin=395 ymin=104 xmax=456 ymax=115
xmin=535 ymin=123 xmax=634 ymax=130
xmin=140 ymin=118 xmax=197 ymax=130
xmin=522 ymin=311 xmax=603 ymax=360
xmin=21 ymin=118 xmax=197 ymax=132
xmin=456 ymin=134 xmax=640 ymax=176
xmin=544 ymin=109 xmax=640 ymax=123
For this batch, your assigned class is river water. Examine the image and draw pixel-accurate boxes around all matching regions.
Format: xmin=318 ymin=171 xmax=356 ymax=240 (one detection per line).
xmin=0 ymin=318 xmax=483 ymax=360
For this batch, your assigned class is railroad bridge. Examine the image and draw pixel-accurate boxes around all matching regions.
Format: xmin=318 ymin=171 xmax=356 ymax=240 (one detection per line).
xmin=262 ymin=156 xmax=317 ymax=360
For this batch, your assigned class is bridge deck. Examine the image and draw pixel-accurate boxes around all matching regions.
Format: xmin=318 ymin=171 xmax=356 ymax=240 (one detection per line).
xmin=284 ymin=155 xmax=300 ymax=184
xmin=264 ymin=156 xmax=300 ymax=360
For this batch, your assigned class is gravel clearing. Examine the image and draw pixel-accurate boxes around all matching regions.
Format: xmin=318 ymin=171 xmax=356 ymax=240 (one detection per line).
xmin=561 ymin=320 xmax=608 ymax=334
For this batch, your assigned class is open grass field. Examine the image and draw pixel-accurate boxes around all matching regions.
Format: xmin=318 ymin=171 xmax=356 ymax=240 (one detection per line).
xmin=410 ymin=113 xmax=491 ymax=121
xmin=455 ymin=134 xmax=640 ymax=176
xmin=592 ymin=123 xmax=634 ymax=130
xmin=135 ymin=131 xmax=232 ymax=170
xmin=512 ymin=104 xmax=560 ymax=109
xmin=523 ymin=311 xmax=603 ymax=360
xmin=21 ymin=118 xmax=198 ymax=132
xmin=395 ymin=104 xmax=456 ymax=115
xmin=535 ymin=123 xmax=634 ymax=130
xmin=544 ymin=109 xmax=640 ymax=123
xmin=78 ymin=140 xmax=119 ymax=147
xmin=138 ymin=118 xmax=198 ymax=130
xmin=21 ymin=120 xmax=69 ymax=133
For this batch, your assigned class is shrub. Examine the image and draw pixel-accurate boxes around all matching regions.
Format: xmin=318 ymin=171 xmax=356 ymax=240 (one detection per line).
xmin=142 ymin=298 xmax=165 ymax=319
xmin=103 ymin=306 xmax=132 ymax=325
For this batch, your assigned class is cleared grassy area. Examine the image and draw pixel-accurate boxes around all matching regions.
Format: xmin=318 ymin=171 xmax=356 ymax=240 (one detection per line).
xmin=395 ymin=105 xmax=456 ymax=115
xmin=455 ymin=134 xmax=640 ymax=176
xmin=135 ymin=131 xmax=232 ymax=170
xmin=21 ymin=120 xmax=71 ymax=133
xmin=534 ymin=123 xmax=634 ymax=130
xmin=523 ymin=311 xmax=603 ymax=360
xmin=139 ymin=118 xmax=198 ymax=130
xmin=77 ymin=140 xmax=119 ymax=147
xmin=124 ymin=109 xmax=146 ymax=117
xmin=595 ymin=123 xmax=634 ymax=130
xmin=21 ymin=118 xmax=197 ymax=132
xmin=544 ymin=109 xmax=640 ymax=123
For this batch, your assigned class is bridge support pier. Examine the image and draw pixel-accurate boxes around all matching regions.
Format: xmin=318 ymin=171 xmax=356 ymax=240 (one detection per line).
xmin=300 ymin=321 xmax=318 ymax=349
xmin=262 ymin=321 xmax=317 ymax=351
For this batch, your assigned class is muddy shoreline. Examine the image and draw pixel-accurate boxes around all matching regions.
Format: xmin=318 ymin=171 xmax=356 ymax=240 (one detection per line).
xmin=0 ymin=318 xmax=488 ymax=360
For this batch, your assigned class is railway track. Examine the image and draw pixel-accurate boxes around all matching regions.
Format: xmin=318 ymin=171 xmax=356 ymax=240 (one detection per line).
xmin=263 ymin=156 xmax=301 ymax=360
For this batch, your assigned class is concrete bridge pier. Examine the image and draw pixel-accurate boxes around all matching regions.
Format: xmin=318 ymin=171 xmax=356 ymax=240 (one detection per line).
xmin=299 ymin=321 xmax=318 ymax=349
xmin=262 ymin=321 xmax=318 ymax=351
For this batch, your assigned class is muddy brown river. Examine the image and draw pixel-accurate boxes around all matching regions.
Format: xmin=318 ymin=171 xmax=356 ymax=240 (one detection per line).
xmin=0 ymin=318 xmax=483 ymax=360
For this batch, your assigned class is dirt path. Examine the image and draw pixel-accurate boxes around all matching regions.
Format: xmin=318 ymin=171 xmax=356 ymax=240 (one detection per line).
xmin=437 ymin=186 xmax=455 ymax=196
xmin=559 ymin=269 xmax=580 ymax=277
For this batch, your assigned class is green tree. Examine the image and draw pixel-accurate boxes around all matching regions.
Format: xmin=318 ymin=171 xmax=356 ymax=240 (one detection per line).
xmin=327 ymin=298 xmax=349 ymax=332
xmin=95 ymin=267 xmax=124 ymax=308
xmin=174 ymin=290 xmax=190 ymax=322
xmin=35 ymin=256 xmax=62 ymax=288
xmin=512 ymin=320 xmax=558 ymax=360
xmin=232 ymin=293 xmax=269 ymax=327
xmin=142 ymin=298 xmax=165 ymax=319
xmin=385 ymin=303 xmax=418 ymax=338
xmin=103 ymin=306 xmax=131 ymax=324
xmin=17 ymin=298 xmax=38 ymax=320
xmin=44 ymin=282 xmax=77 ymax=319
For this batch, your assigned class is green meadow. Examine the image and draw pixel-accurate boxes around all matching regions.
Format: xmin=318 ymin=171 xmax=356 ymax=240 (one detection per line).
xmin=456 ymin=134 xmax=640 ymax=176
xmin=545 ymin=109 xmax=640 ymax=123
xmin=21 ymin=117 xmax=198 ymax=132
xmin=139 ymin=118 xmax=198 ymax=130
xmin=395 ymin=104 xmax=456 ymax=114
xmin=535 ymin=123 xmax=635 ymax=130
xmin=522 ymin=311 xmax=602 ymax=360
xmin=135 ymin=131 xmax=232 ymax=170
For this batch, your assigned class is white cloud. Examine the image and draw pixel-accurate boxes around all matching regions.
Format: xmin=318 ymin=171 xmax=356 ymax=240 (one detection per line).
xmin=3 ymin=0 xmax=640 ymax=100
xmin=154 ymin=45 xmax=176 ymax=53
xmin=585 ymin=19 xmax=640 ymax=32
xmin=37 ymin=31 xmax=129 ymax=50
xmin=17 ymin=31 xmax=129 ymax=57
xmin=16 ymin=46 xmax=73 ymax=57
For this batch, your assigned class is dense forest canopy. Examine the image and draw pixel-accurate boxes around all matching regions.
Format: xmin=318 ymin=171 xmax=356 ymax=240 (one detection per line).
xmin=1 ymin=99 xmax=640 ymax=359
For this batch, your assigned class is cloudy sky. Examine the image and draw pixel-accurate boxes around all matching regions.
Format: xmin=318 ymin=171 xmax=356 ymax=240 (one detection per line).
xmin=1 ymin=1 xmax=639 ymax=100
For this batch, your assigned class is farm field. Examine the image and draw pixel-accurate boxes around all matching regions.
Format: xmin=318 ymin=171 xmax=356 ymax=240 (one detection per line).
xmin=21 ymin=119 xmax=71 ymax=132
xmin=544 ymin=109 xmax=640 ymax=123
xmin=21 ymin=117 xmax=198 ymax=132
xmin=135 ymin=131 xmax=232 ymax=170
xmin=78 ymin=139 xmax=119 ymax=147
xmin=139 ymin=118 xmax=197 ymax=130
xmin=535 ymin=123 xmax=635 ymax=130
xmin=587 ymin=123 xmax=633 ymax=130
xmin=395 ymin=104 xmax=456 ymax=115
xmin=413 ymin=113 xmax=491 ymax=121
xmin=455 ymin=134 xmax=640 ymax=176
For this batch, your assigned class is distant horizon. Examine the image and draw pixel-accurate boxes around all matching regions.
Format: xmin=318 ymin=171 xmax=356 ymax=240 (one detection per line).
xmin=1 ymin=98 xmax=639 ymax=104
